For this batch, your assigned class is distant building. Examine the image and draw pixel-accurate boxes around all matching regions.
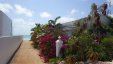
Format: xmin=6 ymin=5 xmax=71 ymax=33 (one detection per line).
xmin=62 ymin=15 xmax=111 ymax=37
xmin=62 ymin=21 xmax=75 ymax=36
xmin=0 ymin=11 xmax=12 ymax=36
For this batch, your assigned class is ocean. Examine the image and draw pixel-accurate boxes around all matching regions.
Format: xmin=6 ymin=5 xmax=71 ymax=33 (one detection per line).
xmin=23 ymin=35 xmax=31 ymax=40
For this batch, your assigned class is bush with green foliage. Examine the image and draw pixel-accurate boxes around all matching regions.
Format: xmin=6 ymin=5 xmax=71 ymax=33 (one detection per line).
xmin=64 ymin=3 xmax=113 ymax=63
xmin=31 ymin=17 xmax=69 ymax=63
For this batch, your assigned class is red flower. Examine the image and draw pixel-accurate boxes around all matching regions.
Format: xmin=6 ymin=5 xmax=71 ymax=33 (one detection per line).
xmin=36 ymin=33 xmax=68 ymax=63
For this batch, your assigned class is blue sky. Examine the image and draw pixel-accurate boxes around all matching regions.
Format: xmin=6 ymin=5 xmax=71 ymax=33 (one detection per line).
xmin=0 ymin=0 xmax=113 ymax=35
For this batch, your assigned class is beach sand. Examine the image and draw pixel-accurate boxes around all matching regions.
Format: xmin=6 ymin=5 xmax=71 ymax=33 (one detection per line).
xmin=10 ymin=40 xmax=44 ymax=64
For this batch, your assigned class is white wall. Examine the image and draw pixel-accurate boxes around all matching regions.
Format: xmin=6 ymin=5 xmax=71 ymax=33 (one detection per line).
xmin=0 ymin=36 xmax=23 ymax=64
xmin=0 ymin=11 xmax=12 ymax=36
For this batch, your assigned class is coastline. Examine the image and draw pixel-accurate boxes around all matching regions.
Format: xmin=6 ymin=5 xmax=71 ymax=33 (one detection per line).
xmin=22 ymin=35 xmax=31 ymax=40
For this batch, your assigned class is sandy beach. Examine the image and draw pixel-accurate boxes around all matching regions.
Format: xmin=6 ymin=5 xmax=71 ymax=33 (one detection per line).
xmin=10 ymin=40 xmax=44 ymax=64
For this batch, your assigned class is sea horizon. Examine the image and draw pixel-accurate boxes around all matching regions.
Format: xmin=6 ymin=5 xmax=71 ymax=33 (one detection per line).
xmin=22 ymin=35 xmax=31 ymax=40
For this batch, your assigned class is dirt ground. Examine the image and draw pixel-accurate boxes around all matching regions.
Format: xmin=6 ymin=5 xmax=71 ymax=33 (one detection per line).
xmin=10 ymin=40 xmax=45 ymax=64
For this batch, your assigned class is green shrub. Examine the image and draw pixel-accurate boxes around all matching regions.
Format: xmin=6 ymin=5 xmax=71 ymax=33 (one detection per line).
xmin=101 ymin=36 xmax=113 ymax=61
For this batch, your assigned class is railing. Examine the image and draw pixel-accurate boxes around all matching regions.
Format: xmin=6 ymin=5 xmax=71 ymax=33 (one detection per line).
xmin=0 ymin=36 xmax=23 ymax=64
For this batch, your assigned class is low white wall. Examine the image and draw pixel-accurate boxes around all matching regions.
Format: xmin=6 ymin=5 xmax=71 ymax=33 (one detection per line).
xmin=0 ymin=11 xmax=12 ymax=37
xmin=0 ymin=36 xmax=23 ymax=64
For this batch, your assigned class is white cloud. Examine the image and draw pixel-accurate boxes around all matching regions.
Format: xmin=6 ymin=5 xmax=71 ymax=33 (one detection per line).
xmin=57 ymin=17 xmax=75 ymax=24
xmin=13 ymin=18 xmax=35 ymax=35
xmin=70 ymin=9 xmax=78 ymax=15
xmin=0 ymin=3 xmax=33 ymax=17
xmin=40 ymin=12 xmax=52 ymax=18
xmin=14 ymin=4 xmax=33 ymax=17
xmin=0 ymin=3 xmax=13 ymax=13
xmin=68 ymin=9 xmax=85 ymax=17
xmin=110 ymin=14 xmax=113 ymax=17
xmin=107 ymin=0 xmax=113 ymax=5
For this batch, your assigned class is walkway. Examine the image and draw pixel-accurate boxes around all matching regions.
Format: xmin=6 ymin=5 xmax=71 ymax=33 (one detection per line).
xmin=10 ymin=40 xmax=44 ymax=64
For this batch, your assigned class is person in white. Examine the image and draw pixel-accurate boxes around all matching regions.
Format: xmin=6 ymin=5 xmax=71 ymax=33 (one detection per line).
xmin=56 ymin=36 xmax=63 ymax=57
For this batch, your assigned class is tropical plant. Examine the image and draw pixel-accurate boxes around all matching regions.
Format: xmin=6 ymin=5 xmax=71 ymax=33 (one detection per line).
xmin=31 ymin=16 xmax=69 ymax=63
xmin=66 ymin=3 xmax=113 ymax=63
xmin=48 ymin=16 xmax=60 ymax=26
xmin=49 ymin=58 xmax=63 ymax=64
xmin=101 ymin=36 xmax=113 ymax=61
xmin=64 ymin=55 xmax=76 ymax=64
xmin=48 ymin=16 xmax=63 ymax=38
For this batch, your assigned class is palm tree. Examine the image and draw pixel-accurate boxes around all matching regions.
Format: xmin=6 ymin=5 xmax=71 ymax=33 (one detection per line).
xmin=31 ymin=23 xmax=41 ymax=35
xmin=48 ymin=16 xmax=63 ymax=38
xmin=48 ymin=16 xmax=61 ymax=26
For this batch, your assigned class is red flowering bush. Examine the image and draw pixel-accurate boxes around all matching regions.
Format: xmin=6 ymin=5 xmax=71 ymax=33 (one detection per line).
xmin=38 ymin=34 xmax=56 ymax=57
xmin=30 ymin=32 xmax=39 ymax=48
xmin=60 ymin=33 xmax=69 ymax=43
xmin=37 ymin=33 xmax=69 ymax=63
xmin=31 ymin=32 xmax=37 ymax=42
xmin=31 ymin=17 xmax=69 ymax=63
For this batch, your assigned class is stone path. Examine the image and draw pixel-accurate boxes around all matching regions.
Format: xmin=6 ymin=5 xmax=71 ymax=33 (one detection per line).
xmin=10 ymin=40 xmax=44 ymax=64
